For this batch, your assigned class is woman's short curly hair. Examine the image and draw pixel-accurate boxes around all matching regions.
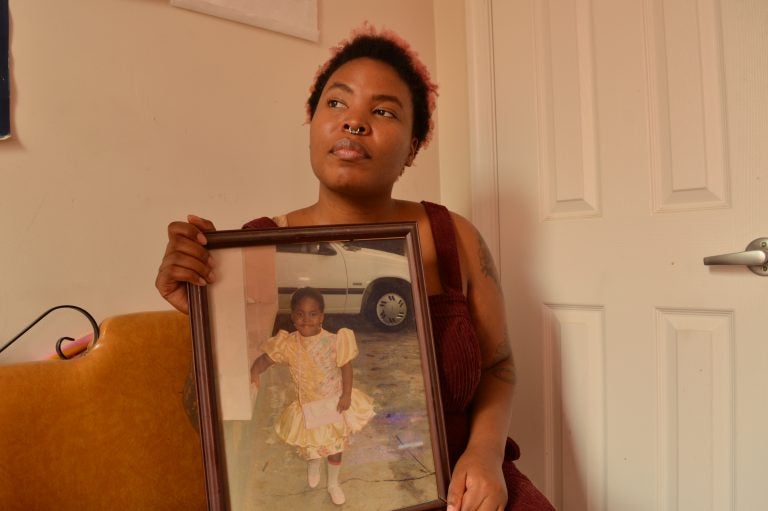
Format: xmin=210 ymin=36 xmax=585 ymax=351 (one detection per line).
xmin=307 ymin=24 xmax=438 ymax=155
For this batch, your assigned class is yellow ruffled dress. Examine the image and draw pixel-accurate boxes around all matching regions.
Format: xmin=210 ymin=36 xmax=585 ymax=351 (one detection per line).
xmin=262 ymin=328 xmax=375 ymax=459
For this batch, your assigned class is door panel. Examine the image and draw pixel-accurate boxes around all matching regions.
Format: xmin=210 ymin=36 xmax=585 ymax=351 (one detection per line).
xmin=468 ymin=0 xmax=768 ymax=509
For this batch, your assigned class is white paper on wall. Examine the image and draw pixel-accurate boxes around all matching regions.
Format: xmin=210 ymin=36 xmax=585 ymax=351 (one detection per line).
xmin=170 ymin=0 xmax=318 ymax=42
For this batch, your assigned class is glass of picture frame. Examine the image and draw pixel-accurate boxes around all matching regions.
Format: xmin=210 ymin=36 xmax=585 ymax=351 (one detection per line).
xmin=188 ymin=222 xmax=449 ymax=511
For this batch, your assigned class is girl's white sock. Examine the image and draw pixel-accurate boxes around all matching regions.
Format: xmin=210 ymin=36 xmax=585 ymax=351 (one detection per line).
xmin=307 ymin=458 xmax=321 ymax=488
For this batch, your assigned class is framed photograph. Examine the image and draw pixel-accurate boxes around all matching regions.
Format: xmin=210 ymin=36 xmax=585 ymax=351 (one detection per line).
xmin=188 ymin=223 xmax=449 ymax=511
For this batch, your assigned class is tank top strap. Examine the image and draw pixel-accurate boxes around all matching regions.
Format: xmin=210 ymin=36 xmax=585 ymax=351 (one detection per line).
xmin=421 ymin=201 xmax=463 ymax=293
xmin=242 ymin=217 xmax=279 ymax=229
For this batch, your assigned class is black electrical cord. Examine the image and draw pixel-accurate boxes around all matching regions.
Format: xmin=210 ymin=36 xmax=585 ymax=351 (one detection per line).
xmin=0 ymin=305 xmax=100 ymax=360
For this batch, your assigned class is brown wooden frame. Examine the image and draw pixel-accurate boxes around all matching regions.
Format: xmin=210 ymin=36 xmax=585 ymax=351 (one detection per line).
xmin=188 ymin=223 xmax=449 ymax=511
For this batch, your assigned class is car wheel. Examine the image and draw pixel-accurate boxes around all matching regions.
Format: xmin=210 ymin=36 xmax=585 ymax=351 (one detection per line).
xmin=365 ymin=282 xmax=413 ymax=331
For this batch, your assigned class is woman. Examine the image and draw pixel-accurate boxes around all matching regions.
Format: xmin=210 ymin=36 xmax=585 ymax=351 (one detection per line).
xmin=156 ymin=25 xmax=554 ymax=511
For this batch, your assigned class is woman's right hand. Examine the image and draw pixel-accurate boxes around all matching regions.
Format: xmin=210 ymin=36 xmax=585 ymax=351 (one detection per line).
xmin=155 ymin=214 xmax=217 ymax=314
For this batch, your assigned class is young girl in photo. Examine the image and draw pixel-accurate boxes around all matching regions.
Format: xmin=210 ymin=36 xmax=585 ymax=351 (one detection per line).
xmin=250 ymin=287 xmax=374 ymax=505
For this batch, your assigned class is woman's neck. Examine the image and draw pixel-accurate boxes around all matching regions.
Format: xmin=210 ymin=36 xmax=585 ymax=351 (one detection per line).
xmin=290 ymin=190 xmax=409 ymax=226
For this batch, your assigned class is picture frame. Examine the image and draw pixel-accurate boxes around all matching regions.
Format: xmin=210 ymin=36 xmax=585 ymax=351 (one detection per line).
xmin=188 ymin=222 xmax=449 ymax=511
xmin=1 ymin=0 xmax=9 ymax=140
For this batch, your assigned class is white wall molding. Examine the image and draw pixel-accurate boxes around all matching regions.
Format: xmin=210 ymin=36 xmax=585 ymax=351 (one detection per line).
xmin=465 ymin=0 xmax=500 ymax=264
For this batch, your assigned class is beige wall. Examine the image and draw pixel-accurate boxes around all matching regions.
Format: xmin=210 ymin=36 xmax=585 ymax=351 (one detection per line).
xmin=1 ymin=0 xmax=472 ymax=363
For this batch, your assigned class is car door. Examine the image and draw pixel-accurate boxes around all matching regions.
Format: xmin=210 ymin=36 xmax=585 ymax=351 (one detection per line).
xmin=275 ymin=242 xmax=349 ymax=313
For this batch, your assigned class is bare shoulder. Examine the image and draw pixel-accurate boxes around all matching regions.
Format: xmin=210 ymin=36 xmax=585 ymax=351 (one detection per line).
xmin=285 ymin=206 xmax=315 ymax=226
xmin=446 ymin=210 xmax=477 ymax=240
xmin=447 ymin=211 xmax=501 ymax=288
xmin=393 ymin=199 xmax=426 ymax=219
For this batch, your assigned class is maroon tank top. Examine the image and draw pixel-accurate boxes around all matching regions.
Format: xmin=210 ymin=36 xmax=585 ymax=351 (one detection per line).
xmin=420 ymin=202 xmax=483 ymax=463
xmin=419 ymin=204 xmax=552 ymax=511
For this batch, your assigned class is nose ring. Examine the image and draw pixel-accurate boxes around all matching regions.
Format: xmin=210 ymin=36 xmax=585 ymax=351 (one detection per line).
xmin=344 ymin=125 xmax=365 ymax=135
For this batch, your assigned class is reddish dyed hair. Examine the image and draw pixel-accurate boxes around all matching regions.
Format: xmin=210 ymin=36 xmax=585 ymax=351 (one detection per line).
xmin=307 ymin=24 xmax=439 ymax=154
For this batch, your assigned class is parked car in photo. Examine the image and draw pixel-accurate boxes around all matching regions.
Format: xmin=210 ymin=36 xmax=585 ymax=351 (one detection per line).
xmin=275 ymin=241 xmax=413 ymax=331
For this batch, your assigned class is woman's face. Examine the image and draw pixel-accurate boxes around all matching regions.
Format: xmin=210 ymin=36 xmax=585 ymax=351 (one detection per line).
xmin=291 ymin=296 xmax=324 ymax=337
xmin=309 ymin=58 xmax=418 ymax=200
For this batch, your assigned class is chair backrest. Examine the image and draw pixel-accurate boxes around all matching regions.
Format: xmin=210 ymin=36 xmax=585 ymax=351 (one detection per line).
xmin=0 ymin=310 xmax=207 ymax=510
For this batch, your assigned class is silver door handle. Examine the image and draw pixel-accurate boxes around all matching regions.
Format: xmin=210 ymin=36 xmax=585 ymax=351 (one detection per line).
xmin=703 ymin=237 xmax=768 ymax=276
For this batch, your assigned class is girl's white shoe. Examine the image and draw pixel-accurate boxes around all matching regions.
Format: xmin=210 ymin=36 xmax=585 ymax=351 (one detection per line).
xmin=327 ymin=485 xmax=345 ymax=505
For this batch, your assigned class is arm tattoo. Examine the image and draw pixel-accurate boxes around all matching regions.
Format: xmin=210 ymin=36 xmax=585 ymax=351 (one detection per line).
xmin=477 ymin=231 xmax=501 ymax=288
xmin=474 ymin=229 xmax=514 ymax=384
xmin=487 ymin=331 xmax=517 ymax=386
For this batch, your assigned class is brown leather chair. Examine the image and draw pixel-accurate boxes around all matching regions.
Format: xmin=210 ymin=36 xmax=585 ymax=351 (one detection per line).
xmin=0 ymin=311 xmax=207 ymax=510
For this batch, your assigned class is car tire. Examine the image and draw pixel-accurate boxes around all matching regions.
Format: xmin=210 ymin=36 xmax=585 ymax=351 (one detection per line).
xmin=364 ymin=281 xmax=413 ymax=331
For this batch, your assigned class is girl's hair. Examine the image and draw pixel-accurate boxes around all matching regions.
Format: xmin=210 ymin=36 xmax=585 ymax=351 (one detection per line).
xmin=306 ymin=24 xmax=438 ymax=155
xmin=290 ymin=287 xmax=325 ymax=312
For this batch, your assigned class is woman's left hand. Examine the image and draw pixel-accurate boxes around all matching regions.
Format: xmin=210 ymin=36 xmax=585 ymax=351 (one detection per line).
xmin=445 ymin=445 xmax=507 ymax=511
xmin=337 ymin=393 xmax=351 ymax=412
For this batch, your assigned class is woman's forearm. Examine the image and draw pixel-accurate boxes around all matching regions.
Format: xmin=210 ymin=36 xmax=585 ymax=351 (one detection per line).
xmin=468 ymin=356 xmax=516 ymax=461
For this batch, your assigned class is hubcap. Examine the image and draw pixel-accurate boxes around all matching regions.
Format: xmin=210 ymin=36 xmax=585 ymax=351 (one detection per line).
xmin=375 ymin=292 xmax=407 ymax=326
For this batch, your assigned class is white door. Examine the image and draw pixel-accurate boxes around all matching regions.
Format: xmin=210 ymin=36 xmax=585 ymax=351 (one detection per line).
xmin=466 ymin=0 xmax=768 ymax=509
